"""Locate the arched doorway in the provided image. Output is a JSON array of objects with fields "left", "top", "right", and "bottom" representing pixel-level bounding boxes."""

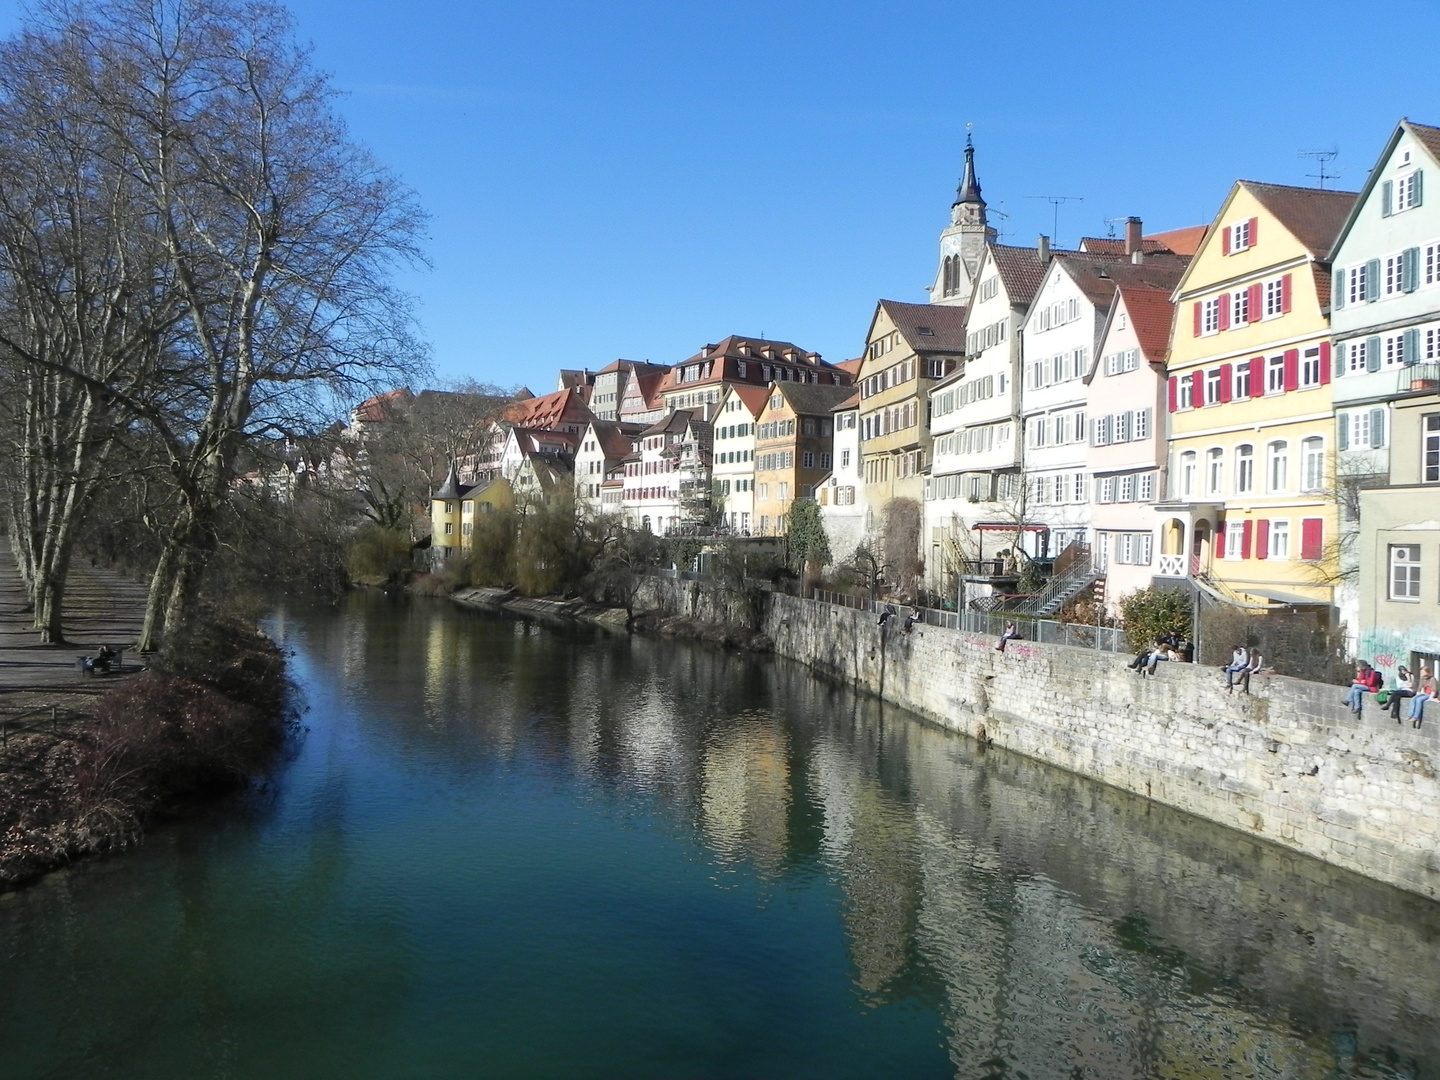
[{"left": 1192, "top": 518, "right": 1212, "bottom": 575}]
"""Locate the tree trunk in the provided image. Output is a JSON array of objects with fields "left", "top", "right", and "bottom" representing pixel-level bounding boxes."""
[{"left": 138, "top": 539, "right": 178, "bottom": 654}]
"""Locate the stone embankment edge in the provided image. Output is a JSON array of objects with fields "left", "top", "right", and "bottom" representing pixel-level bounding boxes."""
[{"left": 761, "top": 591, "right": 1440, "bottom": 903}]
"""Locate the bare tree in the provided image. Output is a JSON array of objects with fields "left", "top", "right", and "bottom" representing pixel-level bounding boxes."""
[
  {"left": 0, "top": 18, "right": 179, "bottom": 641},
  {"left": 0, "top": 0, "right": 431, "bottom": 650}
]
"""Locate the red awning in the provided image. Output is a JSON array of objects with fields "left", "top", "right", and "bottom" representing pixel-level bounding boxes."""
[{"left": 970, "top": 522, "right": 1051, "bottom": 532}]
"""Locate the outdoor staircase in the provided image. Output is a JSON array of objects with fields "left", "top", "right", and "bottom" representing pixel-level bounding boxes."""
[{"left": 1008, "top": 544, "right": 1101, "bottom": 617}]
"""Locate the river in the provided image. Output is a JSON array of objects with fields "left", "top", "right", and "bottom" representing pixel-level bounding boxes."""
[{"left": 2, "top": 592, "right": 1439, "bottom": 1078}]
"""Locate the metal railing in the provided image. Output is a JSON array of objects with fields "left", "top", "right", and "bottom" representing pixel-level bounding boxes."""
[
  {"left": 809, "top": 589, "right": 1129, "bottom": 653},
  {"left": 1005, "top": 549, "right": 1096, "bottom": 616},
  {"left": 0, "top": 704, "right": 83, "bottom": 747}
]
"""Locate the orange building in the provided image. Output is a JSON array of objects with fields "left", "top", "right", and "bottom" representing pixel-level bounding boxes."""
[{"left": 752, "top": 383, "right": 858, "bottom": 535}]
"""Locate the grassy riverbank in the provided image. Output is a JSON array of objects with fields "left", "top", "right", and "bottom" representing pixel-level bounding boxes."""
[{"left": 0, "top": 617, "right": 294, "bottom": 890}]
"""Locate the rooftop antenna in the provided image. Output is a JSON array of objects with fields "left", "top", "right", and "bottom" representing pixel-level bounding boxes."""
[
  {"left": 1299, "top": 148, "right": 1340, "bottom": 189},
  {"left": 1103, "top": 216, "right": 1130, "bottom": 239},
  {"left": 1025, "top": 195, "right": 1084, "bottom": 247}
]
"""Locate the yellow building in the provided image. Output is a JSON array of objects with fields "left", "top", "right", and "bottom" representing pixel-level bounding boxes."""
[
  {"left": 856, "top": 300, "right": 966, "bottom": 513},
  {"left": 430, "top": 463, "right": 514, "bottom": 565},
  {"left": 1158, "top": 181, "right": 1355, "bottom": 615},
  {"left": 752, "top": 382, "right": 857, "bottom": 535}
]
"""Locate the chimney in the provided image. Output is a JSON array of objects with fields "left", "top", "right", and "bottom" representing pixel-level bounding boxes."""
[
  {"left": 1124, "top": 216, "right": 1143, "bottom": 256},
  {"left": 1037, "top": 234, "right": 1050, "bottom": 264}
]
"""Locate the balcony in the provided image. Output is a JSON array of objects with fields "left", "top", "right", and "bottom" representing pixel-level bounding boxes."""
[
  {"left": 1156, "top": 553, "right": 1186, "bottom": 578},
  {"left": 1400, "top": 362, "right": 1440, "bottom": 396},
  {"left": 960, "top": 558, "right": 1020, "bottom": 584}
]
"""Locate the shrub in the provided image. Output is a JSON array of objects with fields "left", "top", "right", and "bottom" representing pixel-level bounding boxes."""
[
  {"left": 348, "top": 524, "right": 413, "bottom": 584},
  {"left": 1118, "top": 585, "right": 1192, "bottom": 653}
]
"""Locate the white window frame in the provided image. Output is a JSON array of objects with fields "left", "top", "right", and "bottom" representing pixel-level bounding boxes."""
[
  {"left": 1389, "top": 544, "right": 1421, "bottom": 600},
  {"left": 1266, "top": 354, "right": 1285, "bottom": 394},
  {"left": 1426, "top": 415, "right": 1440, "bottom": 482},
  {"left": 1206, "top": 448, "right": 1224, "bottom": 495},
  {"left": 1301, "top": 436, "right": 1325, "bottom": 492},
  {"left": 1265, "top": 279, "right": 1285, "bottom": 317},
  {"left": 1269, "top": 519, "right": 1290, "bottom": 560},
  {"left": 1229, "top": 220, "right": 1252, "bottom": 252},
  {"left": 1267, "top": 440, "right": 1288, "bottom": 493},
  {"left": 1224, "top": 521, "right": 1244, "bottom": 560},
  {"left": 1300, "top": 348, "right": 1321, "bottom": 388},
  {"left": 1202, "top": 298, "right": 1220, "bottom": 334}
]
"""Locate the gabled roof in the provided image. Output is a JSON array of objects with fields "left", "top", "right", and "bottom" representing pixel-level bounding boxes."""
[
  {"left": 1240, "top": 181, "right": 1357, "bottom": 258},
  {"left": 513, "top": 427, "right": 579, "bottom": 455},
  {"left": 641, "top": 408, "right": 698, "bottom": 438},
  {"left": 503, "top": 385, "right": 594, "bottom": 429},
  {"left": 722, "top": 383, "right": 770, "bottom": 417},
  {"left": 352, "top": 387, "right": 413, "bottom": 423},
  {"left": 657, "top": 334, "right": 841, "bottom": 395},
  {"left": 989, "top": 243, "right": 1054, "bottom": 309},
  {"left": 1116, "top": 286, "right": 1179, "bottom": 365},
  {"left": 774, "top": 382, "right": 858, "bottom": 417},
  {"left": 877, "top": 299, "right": 968, "bottom": 353},
  {"left": 583, "top": 420, "right": 643, "bottom": 461},
  {"left": 836, "top": 358, "right": 865, "bottom": 378},
  {"left": 1050, "top": 252, "right": 1191, "bottom": 312},
  {"left": 831, "top": 390, "right": 861, "bottom": 413},
  {"left": 1146, "top": 225, "right": 1208, "bottom": 257},
  {"left": 1328, "top": 118, "right": 1440, "bottom": 259},
  {"left": 595, "top": 358, "right": 671, "bottom": 377}
]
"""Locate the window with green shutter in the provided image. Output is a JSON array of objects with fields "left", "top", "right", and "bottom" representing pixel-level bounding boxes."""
[
  {"left": 1367, "top": 335, "right": 1382, "bottom": 371},
  {"left": 1383, "top": 180, "right": 1394, "bottom": 216},
  {"left": 1366, "top": 259, "right": 1381, "bottom": 300},
  {"left": 1370, "top": 407, "right": 1386, "bottom": 448}
]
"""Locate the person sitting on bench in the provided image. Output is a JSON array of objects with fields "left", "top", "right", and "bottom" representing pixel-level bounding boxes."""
[{"left": 92, "top": 644, "right": 117, "bottom": 673}]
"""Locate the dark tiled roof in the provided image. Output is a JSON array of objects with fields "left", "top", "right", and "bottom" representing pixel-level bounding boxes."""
[
  {"left": 1056, "top": 253, "right": 1191, "bottom": 310},
  {"left": 595, "top": 359, "right": 671, "bottom": 376},
  {"left": 990, "top": 244, "right": 1053, "bottom": 308},
  {"left": 587, "top": 420, "right": 643, "bottom": 461},
  {"left": 434, "top": 462, "right": 469, "bottom": 500},
  {"left": 1240, "top": 181, "right": 1357, "bottom": 258},
  {"left": 641, "top": 409, "right": 698, "bottom": 438},
  {"left": 1078, "top": 237, "right": 1173, "bottom": 256},
  {"left": 831, "top": 390, "right": 860, "bottom": 412},
  {"left": 877, "top": 299, "right": 968, "bottom": 353},
  {"left": 1311, "top": 263, "right": 1332, "bottom": 313},
  {"left": 777, "top": 383, "right": 860, "bottom": 417}
]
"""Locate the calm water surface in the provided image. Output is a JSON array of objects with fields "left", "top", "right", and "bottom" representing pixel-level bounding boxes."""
[{"left": 3, "top": 593, "right": 1440, "bottom": 1078}]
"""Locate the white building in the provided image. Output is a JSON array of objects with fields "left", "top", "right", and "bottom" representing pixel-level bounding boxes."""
[
  {"left": 575, "top": 420, "right": 642, "bottom": 517},
  {"left": 817, "top": 392, "right": 866, "bottom": 564},
  {"left": 622, "top": 410, "right": 710, "bottom": 535},
  {"left": 712, "top": 384, "right": 767, "bottom": 534}
]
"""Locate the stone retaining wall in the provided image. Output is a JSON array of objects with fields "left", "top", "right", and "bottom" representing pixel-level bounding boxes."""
[{"left": 763, "top": 592, "right": 1440, "bottom": 901}]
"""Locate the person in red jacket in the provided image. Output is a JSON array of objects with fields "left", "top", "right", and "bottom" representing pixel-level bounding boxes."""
[{"left": 1345, "top": 661, "right": 1383, "bottom": 714}]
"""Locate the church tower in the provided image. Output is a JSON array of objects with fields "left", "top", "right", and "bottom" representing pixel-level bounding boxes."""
[{"left": 929, "top": 135, "right": 996, "bottom": 307}]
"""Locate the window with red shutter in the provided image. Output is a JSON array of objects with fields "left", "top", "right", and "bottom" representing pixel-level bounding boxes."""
[
  {"left": 1218, "top": 293, "right": 1231, "bottom": 331},
  {"left": 1247, "top": 282, "right": 1262, "bottom": 318},
  {"left": 1241, "top": 520, "right": 1253, "bottom": 558},
  {"left": 1168, "top": 376, "right": 1177, "bottom": 412},
  {"left": 1248, "top": 356, "right": 1263, "bottom": 391},
  {"left": 1219, "top": 363, "right": 1233, "bottom": 403},
  {"left": 1281, "top": 273, "right": 1292, "bottom": 313},
  {"left": 1319, "top": 342, "right": 1331, "bottom": 385},
  {"left": 1301, "top": 518, "right": 1323, "bottom": 561},
  {"left": 1222, "top": 228, "right": 1231, "bottom": 255},
  {"left": 1283, "top": 349, "right": 1299, "bottom": 392},
  {"left": 1255, "top": 519, "right": 1270, "bottom": 560},
  {"left": 1248, "top": 217, "right": 1258, "bottom": 245},
  {"left": 1193, "top": 302, "right": 1202, "bottom": 337},
  {"left": 1215, "top": 525, "right": 1226, "bottom": 559}
]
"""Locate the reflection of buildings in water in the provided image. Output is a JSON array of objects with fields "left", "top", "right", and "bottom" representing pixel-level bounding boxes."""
[
  {"left": 837, "top": 779, "right": 922, "bottom": 996},
  {"left": 700, "top": 715, "right": 790, "bottom": 873},
  {"left": 892, "top": 720, "right": 1435, "bottom": 1077},
  {"left": 808, "top": 737, "right": 857, "bottom": 862}
]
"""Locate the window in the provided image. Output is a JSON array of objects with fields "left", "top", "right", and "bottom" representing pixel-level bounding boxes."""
[
  {"left": 1202, "top": 298, "right": 1220, "bottom": 334},
  {"left": 1267, "top": 441, "right": 1288, "bottom": 492},
  {"left": 1267, "top": 354, "right": 1285, "bottom": 394},
  {"left": 1206, "top": 448, "right": 1224, "bottom": 495},
  {"left": 820, "top": 453, "right": 831, "bottom": 469},
  {"left": 1235, "top": 363, "right": 1252, "bottom": 399},
  {"left": 1205, "top": 368, "right": 1222, "bottom": 405},
  {"left": 1348, "top": 262, "right": 1369, "bottom": 305},
  {"left": 1390, "top": 544, "right": 1421, "bottom": 600},
  {"left": 840, "top": 449, "right": 851, "bottom": 469},
  {"left": 1269, "top": 520, "right": 1290, "bottom": 560},
  {"left": 1232, "top": 288, "right": 1250, "bottom": 325},
  {"left": 1301, "top": 437, "right": 1324, "bottom": 491},
  {"left": 444, "top": 501, "right": 454, "bottom": 515},
  {"left": 1225, "top": 521, "right": 1244, "bottom": 560},
  {"left": 1135, "top": 408, "right": 1151, "bottom": 440},
  {"left": 1229, "top": 219, "right": 1252, "bottom": 252},
  {"left": 802, "top": 451, "right": 814, "bottom": 469},
  {"left": 1301, "top": 347, "right": 1321, "bottom": 388},
  {"left": 1265, "top": 278, "right": 1286, "bottom": 317},
  {"left": 1394, "top": 171, "right": 1422, "bottom": 213},
  {"left": 1139, "top": 473, "right": 1154, "bottom": 502},
  {"left": 1179, "top": 376, "right": 1194, "bottom": 410},
  {"left": 1180, "top": 451, "right": 1197, "bottom": 497},
  {"left": 444, "top": 522, "right": 453, "bottom": 535},
  {"left": 1099, "top": 476, "right": 1116, "bottom": 503},
  {"left": 1425, "top": 415, "right": 1440, "bottom": 482}
]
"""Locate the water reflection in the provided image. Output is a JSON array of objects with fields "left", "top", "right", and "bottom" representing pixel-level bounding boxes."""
[{"left": 1, "top": 592, "right": 1438, "bottom": 1079}]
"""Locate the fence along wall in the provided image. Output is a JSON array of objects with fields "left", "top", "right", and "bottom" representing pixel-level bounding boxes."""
[{"left": 763, "top": 592, "right": 1440, "bottom": 902}]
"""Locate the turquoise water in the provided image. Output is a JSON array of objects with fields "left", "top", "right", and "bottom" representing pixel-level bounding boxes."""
[{"left": 3, "top": 592, "right": 1439, "bottom": 1078}]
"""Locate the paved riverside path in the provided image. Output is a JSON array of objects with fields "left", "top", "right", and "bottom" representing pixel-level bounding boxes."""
[{"left": 0, "top": 545, "right": 149, "bottom": 703}]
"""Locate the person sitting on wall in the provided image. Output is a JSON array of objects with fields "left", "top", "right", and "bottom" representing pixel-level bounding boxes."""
[
  {"left": 1176, "top": 636, "right": 1194, "bottom": 663},
  {"left": 996, "top": 621, "right": 1021, "bottom": 652},
  {"left": 1223, "top": 644, "right": 1248, "bottom": 689},
  {"left": 1128, "top": 636, "right": 1164, "bottom": 673},
  {"left": 877, "top": 603, "right": 896, "bottom": 628},
  {"left": 1388, "top": 665, "right": 1416, "bottom": 723},
  {"left": 903, "top": 605, "right": 921, "bottom": 633},
  {"left": 1344, "top": 661, "right": 1383, "bottom": 714},
  {"left": 1235, "top": 648, "right": 1265, "bottom": 694},
  {"left": 1409, "top": 665, "right": 1435, "bottom": 728}
]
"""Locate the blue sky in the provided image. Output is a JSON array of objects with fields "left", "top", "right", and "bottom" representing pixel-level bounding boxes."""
[{"left": 3, "top": 1, "right": 1438, "bottom": 394}]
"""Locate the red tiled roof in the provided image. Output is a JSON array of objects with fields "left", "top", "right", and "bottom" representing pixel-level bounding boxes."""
[
  {"left": 831, "top": 390, "right": 861, "bottom": 412},
  {"left": 1407, "top": 120, "right": 1440, "bottom": 166},
  {"left": 352, "top": 387, "right": 412, "bottom": 422},
  {"left": 1115, "top": 286, "right": 1179, "bottom": 364},
  {"left": 1080, "top": 225, "right": 1207, "bottom": 257},
  {"left": 1240, "top": 181, "right": 1357, "bottom": 258},
  {"left": 836, "top": 358, "right": 865, "bottom": 377},
  {"left": 503, "top": 386, "right": 594, "bottom": 429},
  {"left": 726, "top": 384, "right": 771, "bottom": 417},
  {"left": 878, "top": 299, "right": 968, "bottom": 353},
  {"left": 656, "top": 334, "right": 845, "bottom": 396},
  {"left": 1146, "top": 225, "right": 1207, "bottom": 256}
]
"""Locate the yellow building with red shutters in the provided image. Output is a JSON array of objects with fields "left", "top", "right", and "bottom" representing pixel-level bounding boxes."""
[{"left": 1157, "top": 181, "right": 1355, "bottom": 618}]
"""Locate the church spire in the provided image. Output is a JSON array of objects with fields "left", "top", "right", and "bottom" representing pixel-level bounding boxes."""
[{"left": 954, "top": 133, "right": 983, "bottom": 207}]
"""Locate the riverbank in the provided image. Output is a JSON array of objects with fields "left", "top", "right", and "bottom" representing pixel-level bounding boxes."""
[{"left": 0, "top": 617, "right": 293, "bottom": 890}]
